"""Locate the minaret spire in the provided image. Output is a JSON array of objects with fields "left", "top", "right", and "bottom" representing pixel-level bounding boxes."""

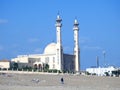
[
  {"left": 55, "top": 14, "right": 63, "bottom": 71},
  {"left": 56, "top": 13, "right": 62, "bottom": 45},
  {"left": 73, "top": 19, "right": 80, "bottom": 73}
]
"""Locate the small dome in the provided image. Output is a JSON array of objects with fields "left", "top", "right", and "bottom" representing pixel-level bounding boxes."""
[{"left": 44, "top": 43, "right": 56, "bottom": 54}]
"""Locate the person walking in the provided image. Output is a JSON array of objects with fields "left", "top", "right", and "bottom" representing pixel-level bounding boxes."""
[{"left": 61, "top": 77, "right": 64, "bottom": 84}]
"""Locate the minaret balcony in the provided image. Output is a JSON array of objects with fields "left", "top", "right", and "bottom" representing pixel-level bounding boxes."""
[
  {"left": 56, "top": 23, "right": 62, "bottom": 27},
  {"left": 73, "top": 27, "right": 79, "bottom": 30}
]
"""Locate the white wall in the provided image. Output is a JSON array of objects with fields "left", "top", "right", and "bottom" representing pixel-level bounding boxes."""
[
  {"left": 0, "top": 62, "right": 10, "bottom": 69},
  {"left": 86, "top": 66, "right": 116, "bottom": 76}
]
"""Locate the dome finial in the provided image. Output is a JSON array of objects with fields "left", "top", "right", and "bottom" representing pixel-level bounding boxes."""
[
  {"left": 57, "top": 11, "right": 60, "bottom": 19},
  {"left": 57, "top": 11, "right": 60, "bottom": 16},
  {"left": 73, "top": 17, "right": 79, "bottom": 30},
  {"left": 74, "top": 16, "right": 78, "bottom": 24},
  {"left": 56, "top": 11, "right": 62, "bottom": 24},
  {"left": 75, "top": 16, "right": 77, "bottom": 20},
  {"left": 75, "top": 19, "right": 78, "bottom": 24}
]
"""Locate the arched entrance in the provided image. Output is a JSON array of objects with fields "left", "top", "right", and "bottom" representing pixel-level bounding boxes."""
[
  {"left": 34, "top": 64, "right": 37, "bottom": 69},
  {"left": 38, "top": 64, "right": 42, "bottom": 71}
]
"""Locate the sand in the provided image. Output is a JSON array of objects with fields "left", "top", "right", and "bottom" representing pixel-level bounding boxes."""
[{"left": 0, "top": 72, "right": 120, "bottom": 90}]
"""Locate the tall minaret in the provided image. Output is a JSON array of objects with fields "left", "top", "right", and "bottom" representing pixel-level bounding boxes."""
[
  {"left": 55, "top": 14, "right": 63, "bottom": 71},
  {"left": 73, "top": 19, "right": 80, "bottom": 73}
]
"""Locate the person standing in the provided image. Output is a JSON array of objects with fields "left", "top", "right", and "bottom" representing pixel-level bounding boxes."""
[{"left": 61, "top": 77, "right": 64, "bottom": 84}]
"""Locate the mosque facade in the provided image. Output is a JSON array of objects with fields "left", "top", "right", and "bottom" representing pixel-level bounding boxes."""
[{"left": 11, "top": 15, "right": 80, "bottom": 73}]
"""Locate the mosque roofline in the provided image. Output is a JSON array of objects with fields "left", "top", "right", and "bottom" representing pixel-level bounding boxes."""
[{"left": 0, "top": 60, "right": 10, "bottom": 62}]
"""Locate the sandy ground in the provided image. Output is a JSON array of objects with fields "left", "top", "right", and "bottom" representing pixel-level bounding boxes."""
[{"left": 0, "top": 72, "right": 120, "bottom": 90}]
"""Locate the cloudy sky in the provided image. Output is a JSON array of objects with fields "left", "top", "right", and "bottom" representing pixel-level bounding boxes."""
[{"left": 0, "top": 0, "right": 120, "bottom": 70}]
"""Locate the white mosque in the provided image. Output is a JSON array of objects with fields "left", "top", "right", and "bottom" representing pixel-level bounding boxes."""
[{"left": 11, "top": 14, "right": 80, "bottom": 73}]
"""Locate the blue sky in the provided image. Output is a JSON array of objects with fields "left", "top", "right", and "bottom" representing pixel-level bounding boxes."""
[{"left": 0, "top": 0, "right": 120, "bottom": 70}]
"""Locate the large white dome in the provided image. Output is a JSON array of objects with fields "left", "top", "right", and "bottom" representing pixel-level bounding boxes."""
[{"left": 44, "top": 43, "right": 56, "bottom": 54}]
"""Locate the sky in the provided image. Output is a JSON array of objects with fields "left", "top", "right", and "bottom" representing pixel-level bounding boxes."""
[{"left": 0, "top": 0, "right": 120, "bottom": 70}]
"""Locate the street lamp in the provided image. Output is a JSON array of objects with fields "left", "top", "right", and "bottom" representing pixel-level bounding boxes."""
[
  {"left": 96, "top": 56, "right": 99, "bottom": 68},
  {"left": 103, "top": 51, "right": 106, "bottom": 67}
]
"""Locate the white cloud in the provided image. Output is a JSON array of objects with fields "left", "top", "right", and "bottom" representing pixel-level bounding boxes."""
[
  {"left": 0, "top": 19, "right": 8, "bottom": 24},
  {"left": 28, "top": 38, "right": 39, "bottom": 43}
]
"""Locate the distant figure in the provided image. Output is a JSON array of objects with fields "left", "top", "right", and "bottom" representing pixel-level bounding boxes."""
[{"left": 61, "top": 77, "right": 64, "bottom": 84}]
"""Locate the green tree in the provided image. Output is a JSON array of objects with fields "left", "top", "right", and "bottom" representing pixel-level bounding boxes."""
[
  {"left": 43, "top": 63, "right": 49, "bottom": 71},
  {"left": 13, "top": 63, "right": 18, "bottom": 70}
]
